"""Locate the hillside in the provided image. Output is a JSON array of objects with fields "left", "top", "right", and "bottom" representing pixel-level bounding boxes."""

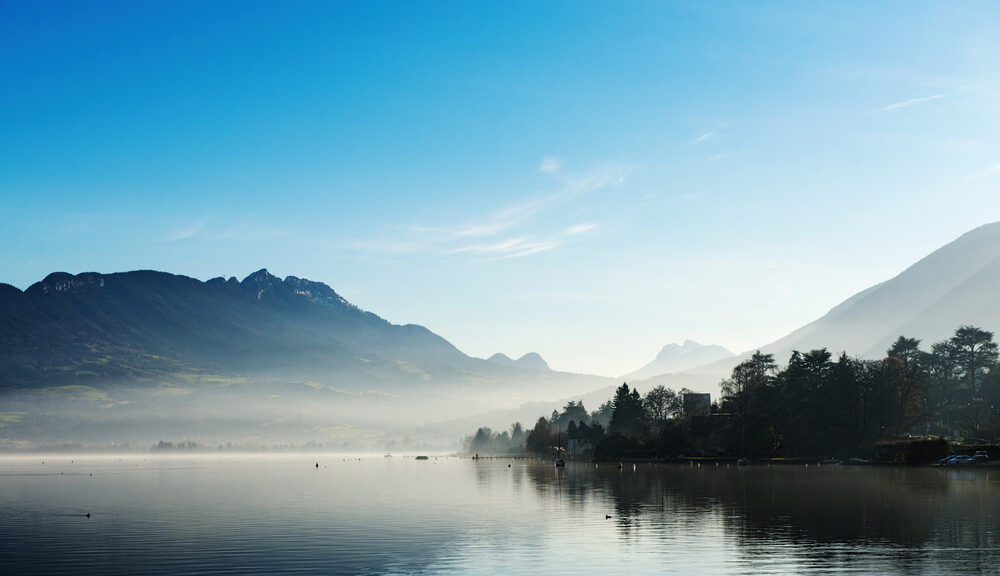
[
  {"left": 0, "top": 269, "right": 611, "bottom": 447},
  {"left": 763, "top": 222, "right": 1000, "bottom": 360},
  {"left": 0, "top": 269, "right": 469, "bottom": 390},
  {"left": 641, "top": 222, "right": 1000, "bottom": 396}
]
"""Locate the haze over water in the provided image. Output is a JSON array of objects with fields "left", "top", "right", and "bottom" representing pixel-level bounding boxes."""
[{"left": 2, "top": 455, "right": 998, "bottom": 575}]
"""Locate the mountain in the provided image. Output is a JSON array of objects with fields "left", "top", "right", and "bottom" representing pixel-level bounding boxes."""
[
  {"left": 0, "top": 268, "right": 468, "bottom": 390},
  {"left": 624, "top": 340, "right": 733, "bottom": 381},
  {"left": 0, "top": 269, "right": 611, "bottom": 447},
  {"left": 487, "top": 352, "right": 551, "bottom": 371},
  {"left": 761, "top": 222, "right": 1000, "bottom": 361},
  {"left": 652, "top": 221, "right": 1000, "bottom": 396}
]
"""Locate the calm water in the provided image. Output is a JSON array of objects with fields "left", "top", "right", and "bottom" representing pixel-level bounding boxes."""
[{"left": 1, "top": 455, "right": 998, "bottom": 575}]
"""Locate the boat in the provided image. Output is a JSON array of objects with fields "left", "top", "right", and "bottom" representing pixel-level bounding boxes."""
[
  {"left": 415, "top": 455, "right": 429, "bottom": 460},
  {"left": 737, "top": 457, "right": 751, "bottom": 466},
  {"left": 554, "top": 428, "right": 566, "bottom": 467}
]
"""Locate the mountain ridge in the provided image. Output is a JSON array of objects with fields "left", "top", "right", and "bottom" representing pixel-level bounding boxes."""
[
  {"left": 487, "top": 352, "right": 551, "bottom": 371},
  {"left": 0, "top": 268, "right": 471, "bottom": 390},
  {"left": 624, "top": 339, "right": 733, "bottom": 381},
  {"left": 0, "top": 267, "right": 614, "bottom": 446},
  {"left": 762, "top": 222, "right": 1000, "bottom": 360},
  {"left": 645, "top": 221, "right": 1000, "bottom": 395}
]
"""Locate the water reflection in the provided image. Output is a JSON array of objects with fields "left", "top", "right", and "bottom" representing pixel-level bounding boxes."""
[
  {"left": 516, "top": 461, "right": 1000, "bottom": 573},
  {"left": 2, "top": 456, "right": 998, "bottom": 575}
]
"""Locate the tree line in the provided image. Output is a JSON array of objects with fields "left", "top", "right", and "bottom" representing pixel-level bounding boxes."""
[
  {"left": 463, "top": 325, "right": 1000, "bottom": 460},
  {"left": 720, "top": 325, "right": 1000, "bottom": 459}
]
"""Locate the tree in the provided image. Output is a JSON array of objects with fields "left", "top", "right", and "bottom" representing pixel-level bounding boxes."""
[
  {"left": 884, "top": 336, "right": 928, "bottom": 436},
  {"left": 926, "top": 339, "right": 958, "bottom": 431},
  {"left": 609, "top": 383, "right": 646, "bottom": 438},
  {"left": 524, "top": 417, "right": 553, "bottom": 455},
  {"left": 465, "top": 427, "right": 501, "bottom": 454},
  {"left": 552, "top": 400, "right": 589, "bottom": 429},
  {"left": 949, "top": 325, "right": 998, "bottom": 392},
  {"left": 510, "top": 422, "right": 525, "bottom": 447},
  {"left": 887, "top": 336, "right": 922, "bottom": 368},
  {"left": 776, "top": 349, "right": 834, "bottom": 456},
  {"left": 591, "top": 400, "right": 614, "bottom": 428},
  {"left": 721, "top": 351, "right": 775, "bottom": 399},
  {"left": 879, "top": 356, "right": 908, "bottom": 438},
  {"left": 643, "top": 385, "right": 678, "bottom": 429},
  {"left": 720, "top": 351, "right": 776, "bottom": 457},
  {"left": 982, "top": 370, "right": 1000, "bottom": 441}
]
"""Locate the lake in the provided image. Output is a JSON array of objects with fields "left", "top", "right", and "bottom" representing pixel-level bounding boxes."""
[{"left": 1, "top": 455, "right": 998, "bottom": 575}]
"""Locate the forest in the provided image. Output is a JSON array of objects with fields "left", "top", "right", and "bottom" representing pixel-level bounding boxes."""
[{"left": 463, "top": 325, "right": 1000, "bottom": 461}]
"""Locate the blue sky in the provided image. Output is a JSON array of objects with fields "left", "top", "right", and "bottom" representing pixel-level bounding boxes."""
[{"left": 2, "top": 1, "right": 1000, "bottom": 376}]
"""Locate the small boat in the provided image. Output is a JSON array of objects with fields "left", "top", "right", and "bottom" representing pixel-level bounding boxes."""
[
  {"left": 554, "top": 428, "right": 567, "bottom": 467},
  {"left": 736, "top": 457, "right": 751, "bottom": 466},
  {"left": 415, "top": 455, "right": 429, "bottom": 460}
]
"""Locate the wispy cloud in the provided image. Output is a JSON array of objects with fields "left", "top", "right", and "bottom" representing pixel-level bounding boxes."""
[
  {"left": 210, "top": 222, "right": 292, "bottom": 242},
  {"left": 411, "top": 221, "right": 515, "bottom": 240},
  {"left": 689, "top": 131, "right": 718, "bottom": 145},
  {"left": 539, "top": 156, "right": 563, "bottom": 173},
  {"left": 448, "top": 161, "right": 628, "bottom": 241},
  {"left": 563, "top": 223, "right": 597, "bottom": 236},
  {"left": 160, "top": 215, "right": 294, "bottom": 245},
  {"left": 162, "top": 220, "right": 206, "bottom": 242},
  {"left": 451, "top": 237, "right": 557, "bottom": 259},
  {"left": 451, "top": 237, "right": 530, "bottom": 255},
  {"left": 354, "top": 161, "right": 630, "bottom": 260},
  {"left": 501, "top": 243, "right": 557, "bottom": 259},
  {"left": 870, "top": 93, "right": 945, "bottom": 113}
]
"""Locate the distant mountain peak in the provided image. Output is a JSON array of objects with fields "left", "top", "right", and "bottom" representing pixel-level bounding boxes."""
[
  {"left": 240, "top": 269, "right": 280, "bottom": 300},
  {"left": 653, "top": 340, "right": 724, "bottom": 361},
  {"left": 27, "top": 271, "right": 106, "bottom": 295},
  {"left": 626, "top": 340, "right": 734, "bottom": 381},
  {"left": 516, "top": 352, "right": 550, "bottom": 371},
  {"left": 283, "top": 275, "right": 355, "bottom": 310},
  {"left": 241, "top": 268, "right": 279, "bottom": 285},
  {"left": 233, "top": 270, "right": 353, "bottom": 308},
  {"left": 488, "top": 353, "right": 514, "bottom": 364},
  {"left": 486, "top": 351, "right": 551, "bottom": 371}
]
